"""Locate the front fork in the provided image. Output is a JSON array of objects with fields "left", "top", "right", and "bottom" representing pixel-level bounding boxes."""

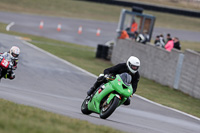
[
  {"left": 106, "top": 93, "right": 127, "bottom": 106},
  {"left": 106, "top": 93, "right": 121, "bottom": 104}
]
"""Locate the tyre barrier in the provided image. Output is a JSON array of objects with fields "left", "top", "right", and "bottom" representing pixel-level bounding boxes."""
[{"left": 96, "top": 44, "right": 110, "bottom": 60}]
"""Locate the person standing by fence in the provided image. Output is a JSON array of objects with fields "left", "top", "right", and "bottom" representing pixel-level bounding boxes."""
[
  {"left": 173, "top": 37, "right": 181, "bottom": 50},
  {"left": 165, "top": 37, "right": 174, "bottom": 51}
]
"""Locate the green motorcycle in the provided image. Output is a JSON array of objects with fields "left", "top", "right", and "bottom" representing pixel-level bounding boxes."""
[{"left": 81, "top": 72, "right": 133, "bottom": 119}]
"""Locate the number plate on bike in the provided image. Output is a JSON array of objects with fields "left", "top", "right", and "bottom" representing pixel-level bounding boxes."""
[{"left": 0, "top": 58, "right": 9, "bottom": 69}]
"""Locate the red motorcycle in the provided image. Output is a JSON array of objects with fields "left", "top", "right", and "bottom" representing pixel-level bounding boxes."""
[{"left": 0, "top": 56, "right": 13, "bottom": 80}]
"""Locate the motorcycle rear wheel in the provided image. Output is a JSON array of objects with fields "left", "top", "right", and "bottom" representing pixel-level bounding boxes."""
[
  {"left": 81, "top": 97, "right": 92, "bottom": 115},
  {"left": 100, "top": 97, "right": 119, "bottom": 119}
]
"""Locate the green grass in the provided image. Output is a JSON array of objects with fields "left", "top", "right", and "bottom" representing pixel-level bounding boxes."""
[
  {"left": 0, "top": 0, "right": 200, "bottom": 31},
  {"left": 144, "top": 10, "right": 200, "bottom": 31},
  {"left": 137, "top": 78, "right": 200, "bottom": 117},
  {"left": 122, "top": 0, "right": 200, "bottom": 11},
  {"left": 0, "top": 99, "right": 125, "bottom": 133},
  {"left": 181, "top": 41, "right": 200, "bottom": 52}
]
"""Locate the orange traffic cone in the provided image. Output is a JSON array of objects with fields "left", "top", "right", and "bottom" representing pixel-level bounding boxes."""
[
  {"left": 57, "top": 23, "right": 61, "bottom": 32},
  {"left": 96, "top": 28, "right": 101, "bottom": 36},
  {"left": 39, "top": 21, "right": 44, "bottom": 29},
  {"left": 78, "top": 26, "right": 82, "bottom": 34}
]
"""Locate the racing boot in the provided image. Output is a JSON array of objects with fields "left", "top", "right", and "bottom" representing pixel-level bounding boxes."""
[
  {"left": 123, "top": 97, "right": 130, "bottom": 105},
  {"left": 87, "top": 76, "right": 105, "bottom": 96},
  {"left": 87, "top": 86, "right": 96, "bottom": 96},
  {"left": 6, "top": 71, "right": 15, "bottom": 80}
]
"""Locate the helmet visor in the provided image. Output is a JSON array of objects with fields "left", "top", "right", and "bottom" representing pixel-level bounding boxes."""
[
  {"left": 129, "top": 62, "right": 139, "bottom": 71},
  {"left": 12, "top": 53, "right": 19, "bottom": 58}
]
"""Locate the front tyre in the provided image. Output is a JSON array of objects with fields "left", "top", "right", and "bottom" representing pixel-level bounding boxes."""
[
  {"left": 81, "top": 97, "right": 92, "bottom": 115},
  {"left": 100, "top": 97, "right": 119, "bottom": 119}
]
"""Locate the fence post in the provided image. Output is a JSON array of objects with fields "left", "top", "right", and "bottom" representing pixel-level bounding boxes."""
[{"left": 173, "top": 53, "right": 184, "bottom": 89}]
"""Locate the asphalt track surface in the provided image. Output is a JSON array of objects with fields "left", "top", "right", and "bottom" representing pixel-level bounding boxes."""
[
  {"left": 0, "top": 12, "right": 200, "bottom": 133},
  {"left": 0, "top": 11, "right": 200, "bottom": 48}
]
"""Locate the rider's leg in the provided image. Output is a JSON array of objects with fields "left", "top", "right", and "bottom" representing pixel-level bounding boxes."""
[
  {"left": 6, "top": 71, "right": 15, "bottom": 80},
  {"left": 87, "top": 76, "right": 105, "bottom": 96}
]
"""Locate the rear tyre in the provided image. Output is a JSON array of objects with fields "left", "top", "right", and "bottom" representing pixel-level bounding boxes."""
[
  {"left": 81, "top": 97, "right": 92, "bottom": 115},
  {"left": 100, "top": 97, "right": 119, "bottom": 119}
]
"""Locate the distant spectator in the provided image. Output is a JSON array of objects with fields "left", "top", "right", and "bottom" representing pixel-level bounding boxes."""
[
  {"left": 126, "top": 19, "right": 138, "bottom": 39},
  {"left": 166, "top": 33, "right": 171, "bottom": 43},
  {"left": 173, "top": 37, "right": 181, "bottom": 50},
  {"left": 130, "top": 19, "right": 138, "bottom": 33},
  {"left": 125, "top": 27, "right": 135, "bottom": 39},
  {"left": 165, "top": 38, "right": 174, "bottom": 51},
  {"left": 159, "top": 34, "right": 165, "bottom": 47},
  {"left": 119, "top": 30, "right": 129, "bottom": 39},
  {"left": 133, "top": 31, "right": 139, "bottom": 41},
  {"left": 154, "top": 35, "right": 161, "bottom": 46},
  {"left": 136, "top": 33, "right": 148, "bottom": 44},
  {"left": 154, "top": 35, "right": 165, "bottom": 48}
]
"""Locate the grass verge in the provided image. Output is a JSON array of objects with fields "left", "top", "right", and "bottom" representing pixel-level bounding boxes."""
[
  {"left": 122, "top": 0, "right": 200, "bottom": 11},
  {"left": 0, "top": 99, "right": 125, "bottom": 133},
  {"left": 0, "top": 22, "right": 199, "bottom": 119}
]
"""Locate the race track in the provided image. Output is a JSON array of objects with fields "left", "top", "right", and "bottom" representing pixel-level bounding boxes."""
[{"left": 0, "top": 33, "right": 199, "bottom": 133}]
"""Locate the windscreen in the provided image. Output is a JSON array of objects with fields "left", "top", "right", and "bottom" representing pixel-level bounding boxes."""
[{"left": 119, "top": 73, "right": 132, "bottom": 86}]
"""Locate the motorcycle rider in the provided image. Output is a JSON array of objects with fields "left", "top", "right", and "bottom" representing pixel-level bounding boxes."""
[
  {"left": 87, "top": 56, "right": 140, "bottom": 105},
  {"left": 0, "top": 46, "right": 20, "bottom": 80}
]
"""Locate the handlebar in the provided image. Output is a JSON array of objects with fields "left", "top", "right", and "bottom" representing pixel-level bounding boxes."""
[{"left": 105, "top": 74, "right": 116, "bottom": 81}]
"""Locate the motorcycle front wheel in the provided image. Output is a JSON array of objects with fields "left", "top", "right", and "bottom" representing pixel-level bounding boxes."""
[
  {"left": 100, "top": 96, "right": 119, "bottom": 119},
  {"left": 81, "top": 97, "right": 92, "bottom": 115}
]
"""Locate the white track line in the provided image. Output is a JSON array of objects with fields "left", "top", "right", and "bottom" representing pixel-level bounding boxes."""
[
  {"left": 21, "top": 40, "right": 200, "bottom": 121},
  {"left": 135, "top": 95, "right": 200, "bottom": 121},
  {"left": 6, "top": 22, "right": 15, "bottom": 31}
]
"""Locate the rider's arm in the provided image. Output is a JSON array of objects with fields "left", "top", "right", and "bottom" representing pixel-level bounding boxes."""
[
  {"left": 132, "top": 72, "right": 140, "bottom": 94},
  {"left": 12, "top": 59, "right": 18, "bottom": 70},
  {"left": 104, "top": 63, "right": 126, "bottom": 75}
]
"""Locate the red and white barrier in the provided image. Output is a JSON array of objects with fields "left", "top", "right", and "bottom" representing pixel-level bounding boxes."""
[
  {"left": 96, "top": 28, "right": 101, "bottom": 36},
  {"left": 39, "top": 21, "right": 44, "bottom": 29},
  {"left": 38, "top": 23, "right": 102, "bottom": 37},
  {"left": 57, "top": 23, "right": 61, "bottom": 32},
  {"left": 78, "top": 26, "right": 82, "bottom": 34}
]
